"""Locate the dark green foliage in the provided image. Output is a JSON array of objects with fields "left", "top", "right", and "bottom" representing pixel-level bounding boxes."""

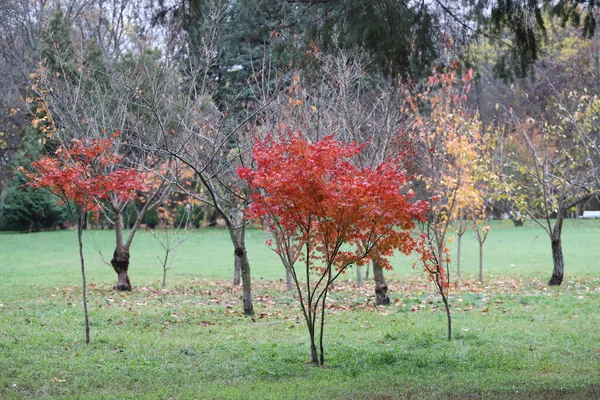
[
  {"left": 215, "top": 1, "right": 293, "bottom": 108},
  {"left": 0, "top": 100, "right": 26, "bottom": 193},
  {"left": 124, "top": 202, "right": 139, "bottom": 229},
  {"left": 0, "top": 175, "right": 68, "bottom": 232},
  {"left": 41, "top": 5, "right": 77, "bottom": 79},
  {"left": 305, "top": 0, "right": 438, "bottom": 81},
  {"left": 175, "top": 0, "right": 295, "bottom": 112},
  {"left": 299, "top": 1, "right": 600, "bottom": 81},
  {"left": 144, "top": 208, "right": 159, "bottom": 228},
  {"left": 0, "top": 128, "right": 68, "bottom": 232}
]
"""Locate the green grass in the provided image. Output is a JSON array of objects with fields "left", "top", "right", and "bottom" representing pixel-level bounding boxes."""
[{"left": 1, "top": 220, "right": 599, "bottom": 399}]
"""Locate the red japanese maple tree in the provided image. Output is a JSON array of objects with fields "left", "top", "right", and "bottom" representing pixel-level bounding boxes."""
[
  {"left": 238, "top": 133, "right": 427, "bottom": 365},
  {"left": 23, "top": 134, "right": 144, "bottom": 343}
]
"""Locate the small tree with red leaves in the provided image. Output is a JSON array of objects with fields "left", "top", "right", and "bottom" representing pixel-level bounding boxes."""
[
  {"left": 23, "top": 134, "right": 144, "bottom": 344},
  {"left": 238, "top": 133, "right": 427, "bottom": 366}
]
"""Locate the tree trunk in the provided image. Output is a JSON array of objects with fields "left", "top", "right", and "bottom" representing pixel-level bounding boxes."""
[
  {"left": 479, "top": 243, "right": 483, "bottom": 283},
  {"left": 208, "top": 209, "right": 218, "bottom": 227},
  {"left": 235, "top": 246, "right": 254, "bottom": 316},
  {"left": 233, "top": 252, "right": 241, "bottom": 286},
  {"left": 478, "top": 242, "right": 484, "bottom": 283},
  {"left": 111, "top": 250, "right": 131, "bottom": 291},
  {"left": 548, "top": 214, "right": 565, "bottom": 286},
  {"left": 548, "top": 238, "right": 564, "bottom": 286},
  {"left": 309, "top": 326, "right": 319, "bottom": 365},
  {"left": 77, "top": 213, "right": 90, "bottom": 344},
  {"left": 372, "top": 259, "right": 390, "bottom": 305},
  {"left": 356, "top": 266, "right": 363, "bottom": 287},
  {"left": 285, "top": 265, "right": 293, "bottom": 291},
  {"left": 365, "top": 263, "right": 370, "bottom": 279}
]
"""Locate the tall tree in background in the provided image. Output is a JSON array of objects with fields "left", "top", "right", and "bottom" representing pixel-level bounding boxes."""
[
  {"left": 504, "top": 91, "right": 600, "bottom": 286},
  {"left": 295, "top": 1, "right": 600, "bottom": 81}
]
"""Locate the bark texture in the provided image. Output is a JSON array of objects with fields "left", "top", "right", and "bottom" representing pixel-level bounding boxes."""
[
  {"left": 548, "top": 214, "right": 564, "bottom": 286},
  {"left": 233, "top": 252, "right": 241, "bottom": 286},
  {"left": 285, "top": 266, "right": 293, "bottom": 291},
  {"left": 548, "top": 238, "right": 564, "bottom": 286},
  {"left": 235, "top": 246, "right": 254, "bottom": 316},
  {"left": 372, "top": 259, "right": 390, "bottom": 305},
  {"left": 356, "top": 266, "right": 363, "bottom": 287},
  {"left": 111, "top": 250, "right": 131, "bottom": 291}
]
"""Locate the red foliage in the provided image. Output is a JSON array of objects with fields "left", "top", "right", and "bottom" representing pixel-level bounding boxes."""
[
  {"left": 238, "top": 133, "right": 428, "bottom": 271},
  {"left": 23, "top": 134, "right": 145, "bottom": 212}
]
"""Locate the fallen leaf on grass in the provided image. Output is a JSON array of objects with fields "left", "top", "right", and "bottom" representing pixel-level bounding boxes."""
[{"left": 53, "top": 378, "right": 66, "bottom": 383}]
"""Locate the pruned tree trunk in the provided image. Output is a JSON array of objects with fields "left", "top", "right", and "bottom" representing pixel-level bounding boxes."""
[
  {"left": 233, "top": 252, "right": 241, "bottom": 286},
  {"left": 111, "top": 206, "right": 133, "bottom": 291},
  {"left": 356, "top": 266, "right": 363, "bottom": 287},
  {"left": 372, "top": 259, "right": 390, "bottom": 305},
  {"left": 235, "top": 246, "right": 254, "bottom": 316},
  {"left": 548, "top": 238, "right": 564, "bottom": 286},
  {"left": 111, "top": 249, "right": 131, "bottom": 291}
]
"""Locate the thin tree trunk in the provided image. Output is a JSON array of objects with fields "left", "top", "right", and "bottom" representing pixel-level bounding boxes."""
[
  {"left": 439, "top": 282, "right": 451, "bottom": 341},
  {"left": 77, "top": 213, "right": 90, "bottom": 344},
  {"left": 235, "top": 246, "right": 254, "bottom": 316},
  {"left": 285, "top": 265, "right": 293, "bottom": 291},
  {"left": 309, "top": 320, "right": 318, "bottom": 364},
  {"left": 478, "top": 242, "right": 484, "bottom": 283},
  {"left": 548, "top": 215, "right": 564, "bottom": 286},
  {"left": 318, "top": 272, "right": 331, "bottom": 366},
  {"left": 162, "top": 251, "right": 169, "bottom": 288},
  {"left": 548, "top": 238, "right": 564, "bottom": 286},
  {"left": 365, "top": 263, "right": 370, "bottom": 279},
  {"left": 356, "top": 266, "right": 363, "bottom": 287},
  {"left": 372, "top": 259, "right": 390, "bottom": 305},
  {"left": 233, "top": 252, "right": 241, "bottom": 286},
  {"left": 456, "top": 232, "right": 463, "bottom": 281}
]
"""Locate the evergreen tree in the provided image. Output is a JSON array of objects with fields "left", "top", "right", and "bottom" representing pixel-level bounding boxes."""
[{"left": 0, "top": 127, "right": 69, "bottom": 232}]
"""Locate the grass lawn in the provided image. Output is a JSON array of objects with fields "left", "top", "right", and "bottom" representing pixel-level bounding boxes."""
[{"left": 0, "top": 219, "right": 599, "bottom": 399}]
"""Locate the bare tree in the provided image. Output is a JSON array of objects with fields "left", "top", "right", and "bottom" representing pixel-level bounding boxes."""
[{"left": 506, "top": 91, "right": 600, "bottom": 285}]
